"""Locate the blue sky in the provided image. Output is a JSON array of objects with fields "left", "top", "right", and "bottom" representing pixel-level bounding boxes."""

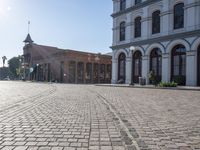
[{"left": 0, "top": 0, "right": 113, "bottom": 66}]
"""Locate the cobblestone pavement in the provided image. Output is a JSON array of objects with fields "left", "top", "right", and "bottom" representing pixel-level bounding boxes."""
[{"left": 0, "top": 81, "right": 200, "bottom": 150}]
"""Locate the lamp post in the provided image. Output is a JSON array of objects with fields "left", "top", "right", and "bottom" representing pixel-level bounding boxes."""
[
  {"left": 18, "top": 55, "right": 22, "bottom": 80},
  {"left": 36, "top": 64, "right": 39, "bottom": 81},
  {"left": 130, "top": 46, "right": 135, "bottom": 85},
  {"left": 21, "top": 55, "right": 25, "bottom": 80}
]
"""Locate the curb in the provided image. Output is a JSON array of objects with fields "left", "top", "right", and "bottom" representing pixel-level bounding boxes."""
[{"left": 95, "top": 84, "right": 200, "bottom": 91}]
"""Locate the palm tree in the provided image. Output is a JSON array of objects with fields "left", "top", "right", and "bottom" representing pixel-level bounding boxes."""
[{"left": 2, "top": 56, "right": 7, "bottom": 67}]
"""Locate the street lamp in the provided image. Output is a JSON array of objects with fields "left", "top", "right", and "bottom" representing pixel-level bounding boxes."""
[
  {"left": 36, "top": 64, "right": 39, "bottom": 81},
  {"left": 130, "top": 46, "right": 136, "bottom": 51}
]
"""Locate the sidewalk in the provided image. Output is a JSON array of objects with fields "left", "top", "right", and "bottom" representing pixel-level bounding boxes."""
[{"left": 95, "top": 83, "right": 200, "bottom": 91}]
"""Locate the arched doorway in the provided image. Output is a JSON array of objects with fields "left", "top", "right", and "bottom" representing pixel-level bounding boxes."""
[
  {"left": 132, "top": 51, "right": 142, "bottom": 83},
  {"left": 69, "top": 61, "right": 76, "bottom": 83},
  {"left": 150, "top": 48, "right": 162, "bottom": 83},
  {"left": 198, "top": 45, "right": 200, "bottom": 86},
  {"left": 118, "top": 53, "right": 126, "bottom": 83},
  {"left": 171, "top": 45, "right": 186, "bottom": 85}
]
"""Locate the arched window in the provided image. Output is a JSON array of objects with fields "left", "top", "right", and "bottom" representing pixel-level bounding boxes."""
[
  {"left": 100, "top": 64, "right": 106, "bottom": 83},
  {"left": 69, "top": 61, "right": 76, "bottom": 83},
  {"left": 150, "top": 48, "right": 162, "bottom": 83},
  {"left": 106, "top": 64, "right": 112, "bottom": 83},
  {"left": 152, "top": 10, "right": 160, "bottom": 34},
  {"left": 93, "top": 63, "right": 99, "bottom": 83},
  {"left": 197, "top": 45, "right": 200, "bottom": 86},
  {"left": 132, "top": 51, "right": 142, "bottom": 83},
  {"left": 135, "top": 17, "right": 141, "bottom": 38},
  {"left": 118, "top": 53, "right": 126, "bottom": 82},
  {"left": 120, "top": 22, "right": 126, "bottom": 41},
  {"left": 120, "top": 0, "right": 126, "bottom": 11},
  {"left": 174, "top": 3, "right": 184, "bottom": 29},
  {"left": 171, "top": 45, "right": 186, "bottom": 85},
  {"left": 135, "top": 0, "right": 142, "bottom": 5}
]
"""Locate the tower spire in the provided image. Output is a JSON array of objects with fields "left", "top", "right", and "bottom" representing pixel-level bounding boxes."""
[
  {"left": 23, "top": 21, "right": 34, "bottom": 45},
  {"left": 28, "top": 21, "right": 30, "bottom": 34}
]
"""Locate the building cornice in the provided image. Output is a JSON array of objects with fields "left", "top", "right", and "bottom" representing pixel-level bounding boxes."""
[
  {"left": 111, "top": 0, "right": 162, "bottom": 18},
  {"left": 110, "top": 29, "right": 200, "bottom": 50}
]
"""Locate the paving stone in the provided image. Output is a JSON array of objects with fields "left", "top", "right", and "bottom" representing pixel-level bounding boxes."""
[
  {"left": 13, "top": 146, "right": 28, "bottom": 150},
  {"left": 0, "top": 82, "right": 200, "bottom": 150},
  {"left": 1, "top": 146, "right": 15, "bottom": 150},
  {"left": 51, "top": 147, "right": 64, "bottom": 150}
]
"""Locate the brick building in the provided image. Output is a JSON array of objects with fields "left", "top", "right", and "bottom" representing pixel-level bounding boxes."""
[{"left": 23, "top": 34, "right": 112, "bottom": 83}]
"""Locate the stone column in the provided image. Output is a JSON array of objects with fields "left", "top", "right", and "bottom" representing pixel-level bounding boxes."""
[
  {"left": 142, "top": 55, "right": 149, "bottom": 84},
  {"left": 141, "top": 7, "right": 150, "bottom": 40},
  {"left": 125, "top": 57, "right": 132, "bottom": 84},
  {"left": 186, "top": 51, "right": 196, "bottom": 86},
  {"left": 126, "top": 13, "right": 132, "bottom": 43},
  {"left": 112, "top": 18, "right": 118, "bottom": 46},
  {"left": 162, "top": 53, "right": 170, "bottom": 82},
  {"left": 111, "top": 59, "right": 118, "bottom": 84},
  {"left": 160, "top": 0, "right": 171, "bottom": 36},
  {"left": 185, "top": 1, "right": 196, "bottom": 31}
]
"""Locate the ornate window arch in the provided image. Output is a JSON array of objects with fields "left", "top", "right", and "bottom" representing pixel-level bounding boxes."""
[
  {"left": 150, "top": 48, "right": 162, "bottom": 83},
  {"left": 118, "top": 53, "right": 126, "bottom": 82},
  {"left": 132, "top": 51, "right": 142, "bottom": 83},
  {"left": 120, "top": 0, "right": 126, "bottom": 11},
  {"left": 174, "top": 3, "right": 184, "bottom": 29},
  {"left": 152, "top": 10, "right": 160, "bottom": 34},
  {"left": 134, "top": 17, "right": 141, "bottom": 38},
  {"left": 171, "top": 44, "right": 186, "bottom": 85},
  {"left": 120, "top": 22, "right": 126, "bottom": 41}
]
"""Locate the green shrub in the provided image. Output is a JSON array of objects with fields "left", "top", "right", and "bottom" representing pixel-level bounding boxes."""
[
  {"left": 159, "top": 81, "right": 177, "bottom": 87},
  {"left": 172, "top": 76, "right": 185, "bottom": 85},
  {"left": 148, "top": 70, "right": 157, "bottom": 86}
]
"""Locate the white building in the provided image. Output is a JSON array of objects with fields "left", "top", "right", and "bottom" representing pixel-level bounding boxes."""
[{"left": 111, "top": 0, "right": 200, "bottom": 86}]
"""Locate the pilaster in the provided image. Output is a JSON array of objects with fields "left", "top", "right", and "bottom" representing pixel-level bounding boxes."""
[
  {"left": 142, "top": 55, "right": 149, "bottom": 84},
  {"left": 125, "top": 57, "right": 132, "bottom": 84},
  {"left": 112, "top": 59, "right": 118, "bottom": 84},
  {"left": 162, "top": 53, "right": 170, "bottom": 82},
  {"left": 186, "top": 51, "right": 197, "bottom": 86}
]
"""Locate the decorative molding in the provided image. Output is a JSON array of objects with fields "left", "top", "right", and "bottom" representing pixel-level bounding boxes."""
[
  {"left": 162, "top": 53, "right": 169, "bottom": 58},
  {"left": 160, "top": 10, "right": 173, "bottom": 16},
  {"left": 111, "top": 29, "right": 200, "bottom": 50},
  {"left": 186, "top": 51, "right": 196, "bottom": 56},
  {"left": 142, "top": 55, "right": 148, "bottom": 60},
  {"left": 111, "top": 0, "right": 162, "bottom": 18},
  {"left": 141, "top": 17, "right": 151, "bottom": 22},
  {"left": 184, "top": 2, "right": 200, "bottom": 10}
]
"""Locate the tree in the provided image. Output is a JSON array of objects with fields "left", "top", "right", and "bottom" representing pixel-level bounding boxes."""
[
  {"left": 8, "top": 57, "right": 20, "bottom": 79},
  {"left": 2, "top": 56, "right": 7, "bottom": 67}
]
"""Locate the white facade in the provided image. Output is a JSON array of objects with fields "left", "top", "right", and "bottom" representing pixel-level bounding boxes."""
[{"left": 111, "top": 0, "right": 200, "bottom": 86}]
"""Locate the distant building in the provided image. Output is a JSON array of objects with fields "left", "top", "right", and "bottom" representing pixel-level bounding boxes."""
[
  {"left": 111, "top": 0, "right": 200, "bottom": 86},
  {"left": 23, "top": 34, "right": 112, "bottom": 83}
]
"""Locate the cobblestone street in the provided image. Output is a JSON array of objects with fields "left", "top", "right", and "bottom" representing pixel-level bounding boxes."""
[{"left": 0, "top": 81, "right": 200, "bottom": 150}]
